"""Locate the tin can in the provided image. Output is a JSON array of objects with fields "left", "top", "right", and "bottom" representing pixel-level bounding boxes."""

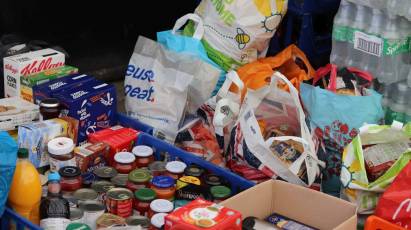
[
  {"left": 69, "top": 207, "right": 84, "bottom": 223},
  {"left": 106, "top": 188, "right": 134, "bottom": 218},
  {"left": 110, "top": 174, "right": 128, "bottom": 188},
  {"left": 73, "top": 188, "right": 98, "bottom": 205},
  {"left": 91, "top": 180, "right": 115, "bottom": 204},
  {"left": 96, "top": 213, "right": 126, "bottom": 229},
  {"left": 93, "top": 166, "right": 118, "bottom": 180},
  {"left": 79, "top": 200, "right": 105, "bottom": 230},
  {"left": 126, "top": 215, "right": 150, "bottom": 228}
]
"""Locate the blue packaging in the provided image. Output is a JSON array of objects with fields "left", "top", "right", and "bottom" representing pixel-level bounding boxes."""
[
  {"left": 0, "top": 131, "right": 17, "bottom": 216},
  {"left": 55, "top": 82, "right": 117, "bottom": 145},
  {"left": 33, "top": 74, "right": 97, "bottom": 105}
]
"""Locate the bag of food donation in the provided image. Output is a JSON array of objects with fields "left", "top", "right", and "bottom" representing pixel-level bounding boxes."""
[
  {"left": 124, "top": 36, "right": 219, "bottom": 143},
  {"left": 300, "top": 64, "right": 384, "bottom": 197},
  {"left": 183, "top": 0, "right": 288, "bottom": 71},
  {"left": 227, "top": 71, "right": 323, "bottom": 186},
  {"left": 340, "top": 122, "right": 411, "bottom": 214},
  {"left": 0, "top": 131, "right": 18, "bottom": 216},
  {"left": 157, "top": 13, "right": 224, "bottom": 97}
]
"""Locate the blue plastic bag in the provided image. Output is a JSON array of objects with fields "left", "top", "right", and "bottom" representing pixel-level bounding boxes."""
[
  {"left": 300, "top": 83, "right": 384, "bottom": 196},
  {"left": 0, "top": 131, "right": 17, "bottom": 217},
  {"left": 157, "top": 13, "right": 225, "bottom": 96}
]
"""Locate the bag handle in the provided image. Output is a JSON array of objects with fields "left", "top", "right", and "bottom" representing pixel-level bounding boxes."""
[
  {"left": 172, "top": 13, "right": 204, "bottom": 40},
  {"left": 347, "top": 66, "right": 373, "bottom": 82}
]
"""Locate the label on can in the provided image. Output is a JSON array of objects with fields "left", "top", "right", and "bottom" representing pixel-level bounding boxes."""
[
  {"left": 40, "top": 218, "right": 70, "bottom": 230},
  {"left": 106, "top": 189, "right": 133, "bottom": 218}
]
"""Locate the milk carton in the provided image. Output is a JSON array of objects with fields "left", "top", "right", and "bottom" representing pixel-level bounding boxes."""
[
  {"left": 33, "top": 74, "right": 96, "bottom": 105},
  {"left": 3, "top": 48, "right": 65, "bottom": 97},
  {"left": 55, "top": 82, "right": 117, "bottom": 145}
]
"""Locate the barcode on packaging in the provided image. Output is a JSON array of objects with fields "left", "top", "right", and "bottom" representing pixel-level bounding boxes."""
[{"left": 354, "top": 31, "right": 383, "bottom": 57}]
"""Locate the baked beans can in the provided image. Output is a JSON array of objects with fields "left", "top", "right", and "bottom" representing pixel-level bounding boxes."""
[
  {"left": 106, "top": 188, "right": 133, "bottom": 218},
  {"left": 91, "top": 180, "right": 115, "bottom": 204},
  {"left": 79, "top": 200, "right": 105, "bottom": 230},
  {"left": 73, "top": 188, "right": 98, "bottom": 206}
]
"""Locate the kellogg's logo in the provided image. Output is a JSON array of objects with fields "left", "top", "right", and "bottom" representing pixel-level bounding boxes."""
[
  {"left": 124, "top": 65, "right": 155, "bottom": 102},
  {"left": 20, "top": 57, "right": 64, "bottom": 76},
  {"left": 5, "top": 64, "right": 18, "bottom": 74}
]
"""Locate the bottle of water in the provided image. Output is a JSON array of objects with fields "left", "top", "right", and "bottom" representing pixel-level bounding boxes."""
[
  {"left": 387, "top": 0, "right": 408, "bottom": 17},
  {"left": 345, "top": 4, "right": 370, "bottom": 68},
  {"left": 330, "top": 0, "right": 353, "bottom": 67},
  {"left": 385, "top": 82, "right": 409, "bottom": 124},
  {"left": 362, "top": 9, "right": 385, "bottom": 80}
]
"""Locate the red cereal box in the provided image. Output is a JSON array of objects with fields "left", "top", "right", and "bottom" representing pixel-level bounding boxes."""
[
  {"left": 164, "top": 198, "right": 242, "bottom": 230},
  {"left": 88, "top": 125, "right": 139, "bottom": 165}
]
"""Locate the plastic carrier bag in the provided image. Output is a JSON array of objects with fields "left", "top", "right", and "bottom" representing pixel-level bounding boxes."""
[{"left": 0, "top": 131, "right": 18, "bottom": 216}]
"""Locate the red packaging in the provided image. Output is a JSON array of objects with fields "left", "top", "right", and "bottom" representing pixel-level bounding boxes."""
[
  {"left": 164, "top": 198, "right": 242, "bottom": 230},
  {"left": 106, "top": 188, "right": 134, "bottom": 218},
  {"left": 88, "top": 125, "right": 139, "bottom": 165},
  {"left": 74, "top": 142, "right": 109, "bottom": 173}
]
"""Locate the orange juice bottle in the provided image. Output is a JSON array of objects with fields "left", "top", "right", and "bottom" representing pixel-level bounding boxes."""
[{"left": 8, "top": 148, "right": 42, "bottom": 225}]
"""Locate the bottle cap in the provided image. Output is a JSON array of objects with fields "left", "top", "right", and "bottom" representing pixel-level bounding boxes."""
[
  {"left": 17, "top": 148, "right": 28, "bottom": 158},
  {"left": 48, "top": 172, "right": 61, "bottom": 182}
]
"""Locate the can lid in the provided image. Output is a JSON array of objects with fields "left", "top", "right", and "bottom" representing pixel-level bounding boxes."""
[
  {"left": 205, "top": 174, "right": 222, "bottom": 186},
  {"left": 184, "top": 164, "right": 204, "bottom": 177},
  {"left": 151, "top": 175, "right": 175, "bottom": 188},
  {"left": 79, "top": 200, "right": 105, "bottom": 212},
  {"left": 73, "top": 188, "right": 98, "bottom": 201},
  {"left": 93, "top": 166, "right": 118, "bottom": 179},
  {"left": 135, "top": 188, "right": 156, "bottom": 201},
  {"left": 210, "top": 185, "right": 231, "bottom": 199},
  {"left": 48, "top": 172, "right": 61, "bottom": 182},
  {"left": 150, "top": 199, "right": 173, "bottom": 213},
  {"left": 40, "top": 98, "right": 60, "bottom": 108},
  {"left": 106, "top": 188, "right": 133, "bottom": 200},
  {"left": 114, "top": 152, "right": 135, "bottom": 164},
  {"left": 91, "top": 180, "right": 115, "bottom": 192},
  {"left": 48, "top": 137, "right": 74, "bottom": 156},
  {"left": 151, "top": 213, "right": 168, "bottom": 228},
  {"left": 66, "top": 223, "right": 91, "bottom": 230},
  {"left": 126, "top": 215, "right": 150, "bottom": 227},
  {"left": 69, "top": 207, "right": 84, "bottom": 221},
  {"left": 128, "top": 169, "right": 151, "bottom": 183},
  {"left": 132, "top": 145, "right": 154, "bottom": 157},
  {"left": 110, "top": 174, "right": 128, "bottom": 187},
  {"left": 148, "top": 161, "right": 166, "bottom": 171},
  {"left": 17, "top": 148, "right": 28, "bottom": 159},
  {"left": 59, "top": 166, "right": 81, "bottom": 178},
  {"left": 166, "top": 161, "right": 187, "bottom": 174}
]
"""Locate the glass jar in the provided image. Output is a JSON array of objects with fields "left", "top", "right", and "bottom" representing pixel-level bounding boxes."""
[
  {"left": 148, "top": 161, "right": 167, "bottom": 177},
  {"left": 150, "top": 213, "right": 167, "bottom": 230},
  {"left": 59, "top": 166, "right": 82, "bottom": 192},
  {"left": 111, "top": 174, "right": 128, "bottom": 188},
  {"left": 127, "top": 169, "right": 151, "bottom": 192},
  {"left": 113, "top": 152, "right": 136, "bottom": 174},
  {"left": 132, "top": 145, "right": 155, "bottom": 168},
  {"left": 184, "top": 164, "right": 205, "bottom": 178},
  {"left": 148, "top": 199, "right": 173, "bottom": 218},
  {"left": 205, "top": 174, "right": 223, "bottom": 187},
  {"left": 134, "top": 188, "right": 156, "bottom": 216},
  {"left": 165, "top": 161, "right": 187, "bottom": 180},
  {"left": 150, "top": 176, "right": 176, "bottom": 201},
  {"left": 210, "top": 185, "right": 231, "bottom": 203},
  {"left": 48, "top": 137, "right": 76, "bottom": 172},
  {"left": 39, "top": 98, "right": 61, "bottom": 120}
]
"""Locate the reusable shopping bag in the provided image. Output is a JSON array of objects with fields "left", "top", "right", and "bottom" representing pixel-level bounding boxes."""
[
  {"left": 0, "top": 131, "right": 18, "bottom": 216},
  {"left": 300, "top": 64, "right": 384, "bottom": 197},
  {"left": 227, "top": 71, "right": 323, "bottom": 186},
  {"left": 157, "top": 13, "right": 225, "bottom": 97},
  {"left": 183, "top": 0, "right": 288, "bottom": 71},
  {"left": 340, "top": 122, "right": 411, "bottom": 214},
  {"left": 124, "top": 36, "right": 219, "bottom": 143},
  {"left": 375, "top": 161, "right": 411, "bottom": 229}
]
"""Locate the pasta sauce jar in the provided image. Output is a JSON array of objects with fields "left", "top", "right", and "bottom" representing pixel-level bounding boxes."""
[
  {"left": 165, "top": 161, "right": 187, "bottom": 180},
  {"left": 59, "top": 166, "right": 82, "bottom": 192},
  {"left": 48, "top": 137, "right": 76, "bottom": 172},
  {"left": 148, "top": 199, "right": 173, "bottom": 218},
  {"left": 127, "top": 169, "right": 151, "bottom": 192},
  {"left": 134, "top": 188, "right": 156, "bottom": 216},
  {"left": 113, "top": 152, "right": 136, "bottom": 174},
  {"left": 150, "top": 176, "right": 176, "bottom": 201},
  {"left": 132, "top": 145, "right": 155, "bottom": 168}
]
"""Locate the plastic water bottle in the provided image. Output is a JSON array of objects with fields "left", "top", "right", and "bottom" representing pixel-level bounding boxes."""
[
  {"left": 381, "top": 83, "right": 391, "bottom": 117},
  {"left": 362, "top": 9, "right": 385, "bottom": 80},
  {"left": 345, "top": 4, "right": 370, "bottom": 68},
  {"left": 387, "top": 0, "right": 408, "bottom": 17},
  {"left": 399, "top": 17, "right": 411, "bottom": 82},
  {"left": 330, "top": 0, "right": 353, "bottom": 66},
  {"left": 385, "top": 82, "right": 409, "bottom": 124}
]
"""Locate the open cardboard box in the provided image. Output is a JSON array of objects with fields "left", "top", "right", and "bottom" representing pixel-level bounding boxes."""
[{"left": 221, "top": 180, "right": 357, "bottom": 230}]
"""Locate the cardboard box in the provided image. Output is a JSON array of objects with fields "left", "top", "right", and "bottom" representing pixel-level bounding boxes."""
[
  {"left": 20, "top": 65, "right": 78, "bottom": 103},
  {"left": 4, "top": 48, "right": 65, "bottom": 97},
  {"left": 74, "top": 142, "right": 109, "bottom": 173},
  {"left": 221, "top": 180, "right": 357, "bottom": 230}
]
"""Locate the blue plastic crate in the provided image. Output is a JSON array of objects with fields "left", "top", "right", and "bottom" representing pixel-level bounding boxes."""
[
  {"left": 0, "top": 208, "right": 42, "bottom": 230},
  {"left": 288, "top": 0, "right": 341, "bottom": 14},
  {"left": 116, "top": 112, "right": 154, "bottom": 135}
]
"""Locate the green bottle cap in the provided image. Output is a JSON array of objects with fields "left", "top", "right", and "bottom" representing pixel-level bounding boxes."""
[
  {"left": 135, "top": 188, "right": 156, "bottom": 201},
  {"left": 17, "top": 148, "right": 28, "bottom": 158}
]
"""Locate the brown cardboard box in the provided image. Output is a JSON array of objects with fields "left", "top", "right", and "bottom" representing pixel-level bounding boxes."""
[{"left": 221, "top": 180, "right": 357, "bottom": 230}]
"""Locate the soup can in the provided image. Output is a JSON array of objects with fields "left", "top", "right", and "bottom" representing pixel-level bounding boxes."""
[
  {"left": 106, "top": 188, "right": 133, "bottom": 218},
  {"left": 79, "top": 200, "right": 105, "bottom": 230},
  {"left": 91, "top": 180, "right": 115, "bottom": 204}
]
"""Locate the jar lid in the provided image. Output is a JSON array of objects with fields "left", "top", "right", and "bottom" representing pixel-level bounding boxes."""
[
  {"left": 128, "top": 169, "right": 151, "bottom": 183},
  {"left": 40, "top": 98, "right": 60, "bottom": 108},
  {"left": 48, "top": 137, "right": 74, "bottom": 156},
  {"left": 135, "top": 188, "right": 156, "bottom": 201},
  {"left": 184, "top": 164, "right": 204, "bottom": 177},
  {"left": 210, "top": 185, "right": 231, "bottom": 199},
  {"left": 151, "top": 175, "right": 175, "bottom": 188},
  {"left": 114, "top": 152, "right": 136, "bottom": 164},
  {"left": 66, "top": 223, "right": 91, "bottom": 230},
  {"left": 93, "top": 166, "right": 118, "bottom": 179},
  {"left": 148, "top": 161, "right": 166, "bottom": 172},
  {"left": 59, "top": 166, "right": 81, "bottom": 178},
  {"left": 151, "top": 213, "right": 167, "bottom": 228},
  {"left": 205, "top": 174, "right": 222, "bottom": 186},
  {"left": 73, "top": 188, "right": 98, "bottom": 201},
  {"left": 110, "top": 174, "right": 128, "bottom": 187},
  {"left": 166, "top": 161, "right": 187, "bottom": 174},
  {"left": 150, "top": 199, "right": 173, "bottom": 213},
  {"left": 126, "top": 216, "right": 150, "bottom": 228},
  {"left": 132, "top": 145, "right": 154, "bottom": 157}
]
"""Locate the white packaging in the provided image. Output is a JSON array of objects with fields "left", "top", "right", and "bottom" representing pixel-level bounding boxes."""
[{"left": 3, "top": 48, "right": 65, "bottom": 97}]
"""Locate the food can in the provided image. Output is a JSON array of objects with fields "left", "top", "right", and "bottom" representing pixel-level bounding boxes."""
[
  {"left": 106, "top": 188, "right": 134, "bottom": 218},
  {"left": 91, "top": 180, "right": 115, "bottom": 204},
  {"left": 69, "top": 207, "right": 84, "bottom": 223},
  {"left": 93, "top": 166, "right": 118, "bottom": 180},
  {"left": 96, "top": 213, "right": 126, "bottom": 229},
  {"left": 73, "top": 188, "right": 98, "bottom": 205},
  {"left": 126, "top": 215, "right": 150, "bottom": 228},
  {"left": 110, "top": 174, "right": 128, "bottom": 188},
  {"left": 79, "top": 200, "right": 106, "bottom": 230}
]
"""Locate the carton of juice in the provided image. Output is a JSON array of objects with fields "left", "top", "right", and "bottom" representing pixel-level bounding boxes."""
[{"left": 4, "top": 48, "right": 65, "bottom": 97}]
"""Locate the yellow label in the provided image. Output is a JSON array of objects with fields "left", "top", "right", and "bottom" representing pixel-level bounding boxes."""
[
  {"left": 20, "top": 86, "right": 34, "bottom": 103},
  {"left": 176, "top": 176, "right": 201, "bottom": 190}
]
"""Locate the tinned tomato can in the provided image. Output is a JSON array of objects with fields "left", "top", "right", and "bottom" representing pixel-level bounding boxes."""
[{"left": 106, "top": 188, "right": 133, "bottom": 218}]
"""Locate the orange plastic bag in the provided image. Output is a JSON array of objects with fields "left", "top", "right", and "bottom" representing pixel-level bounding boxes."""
[{"left": 229, "top": 44, "right": 315, "bottom": 101}]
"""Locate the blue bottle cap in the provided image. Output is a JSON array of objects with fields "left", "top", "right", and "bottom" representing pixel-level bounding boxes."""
[
  {"left": 48, "top": 172, "right": 61, "bottom": 182},
  {"left": 151, "top": 176, "right": 175, "bottom": 188}
]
